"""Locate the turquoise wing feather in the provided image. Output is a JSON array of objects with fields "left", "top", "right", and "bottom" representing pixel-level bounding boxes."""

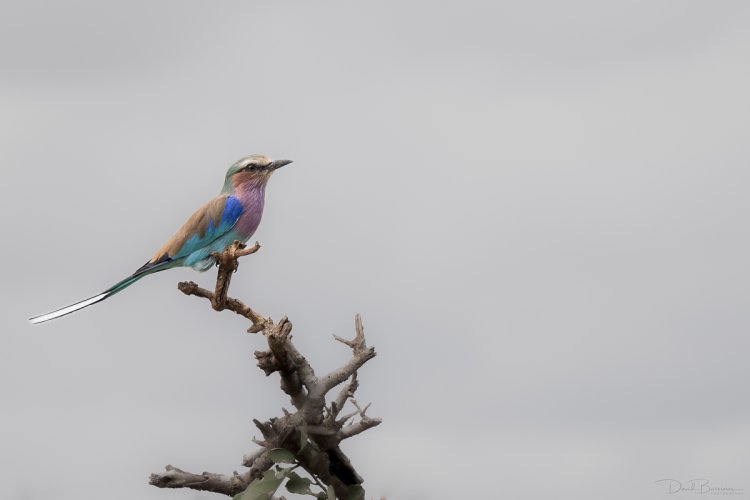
[{"left": 145, "top": 194, "right": 243, "bottom": 267}]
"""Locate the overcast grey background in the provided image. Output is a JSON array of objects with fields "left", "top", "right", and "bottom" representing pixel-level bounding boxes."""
[{"left": 1, "top": 1, "right": 749, "bottom": 499}]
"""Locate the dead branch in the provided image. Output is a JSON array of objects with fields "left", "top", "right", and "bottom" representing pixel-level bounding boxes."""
[
  {"left": 151, "top": 242, "right": 379, "bottom": 500},
  {"left": 148, "top": 465, "right": 248, "bottom": 496},
  {"left": 209, "top": 240, "right": 260, "bottom": 311}
]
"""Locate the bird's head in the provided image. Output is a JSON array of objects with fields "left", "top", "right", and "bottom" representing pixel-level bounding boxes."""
[{"left": 223, "top": 154, "right": 292, "bottom": 192}]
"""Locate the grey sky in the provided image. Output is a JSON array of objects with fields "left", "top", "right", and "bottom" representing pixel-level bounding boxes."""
[{"left": 1, "top": 1, "right": 749, "bottom": 499}]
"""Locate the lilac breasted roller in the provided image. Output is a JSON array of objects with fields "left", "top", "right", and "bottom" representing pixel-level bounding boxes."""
[{"left": 29, "top": 154, "right": 292, "bottom": 324}]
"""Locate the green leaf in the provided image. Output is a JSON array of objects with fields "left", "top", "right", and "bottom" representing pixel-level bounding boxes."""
[
  {"left": 268, "top": 447, "right": 296, "bottom": 464},
  {"left": 327, "top": 484, "right": 336, "bottom": 499},
  {"left": 344, "top": 484, "right": 364, "bottom": 500},
  {"left": 233, "top": 470, "right": 284, "bottom": 500},
  {"left": 285, "top": 471, "right": 314, "bottom": 495}
]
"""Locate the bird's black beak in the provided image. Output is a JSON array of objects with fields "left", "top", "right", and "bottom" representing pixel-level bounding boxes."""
[{"left": 268, "top": 159, "right": 293, "bottom": 171}]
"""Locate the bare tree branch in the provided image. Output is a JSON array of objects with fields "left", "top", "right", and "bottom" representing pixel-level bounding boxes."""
[
  {"left": 316, "top": 314, "right": 375, "bottom": 394},
  {"left": 149, "top": 465, "right": 248, "bottom": 496},
  {"left": 178, "top": 280, "right": 264, "bottom": 325},
  {"left": 151, "top": 243, "right": 379, "bottom": 500},
  {"left": 210, "top": 240, "right": 260, "bottom": 310},
  {"left": 340, "top": 417, "right": 383, "bottom": 440},
  {"left": 328, "top": 373, "right": 358, "bottom": 424}
]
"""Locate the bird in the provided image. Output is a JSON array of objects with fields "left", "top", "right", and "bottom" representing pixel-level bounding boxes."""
[{"left": 29, "top": 154, "right": 292, "bottom": 324}]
